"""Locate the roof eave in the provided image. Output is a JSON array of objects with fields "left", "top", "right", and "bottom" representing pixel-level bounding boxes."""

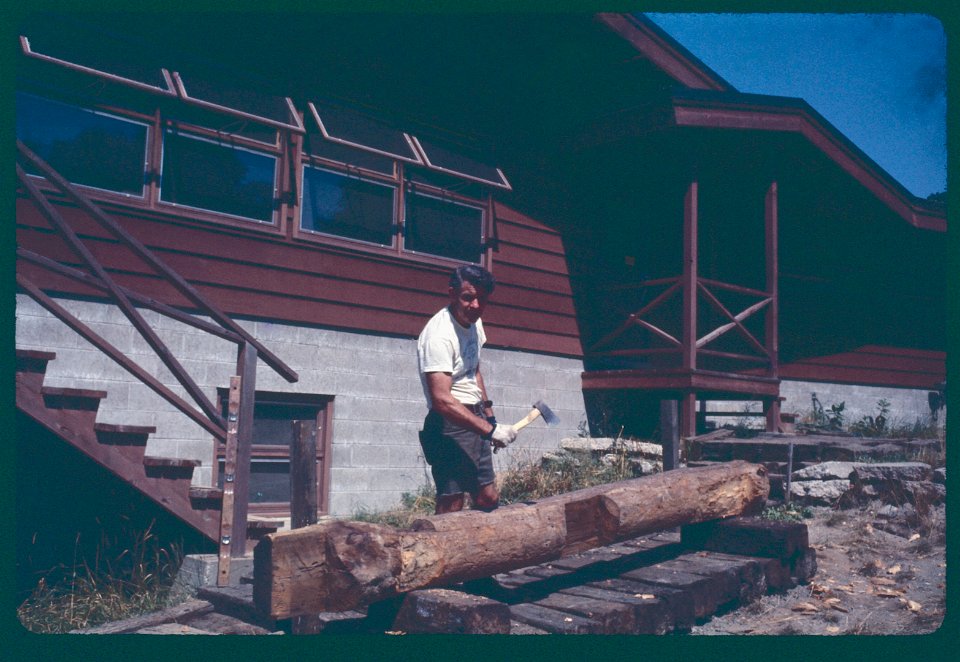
[
  {"left": 595, "top": 13, "right": 732, "bottom": 92},
  {"left": 670, "top": 95, "right": 946, "bottom": 232}
]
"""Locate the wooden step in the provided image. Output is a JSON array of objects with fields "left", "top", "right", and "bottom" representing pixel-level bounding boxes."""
[
  {"left": 15, "top": 349, "right": 56, "bottom": 391},
  {"left": 143, "top": 455, "right": 201, "bottom": 479},
  {"left": 41, "top": 386, "right": 107, "bottom": 412},
  {"left": 94, "top": 422, "right": 156, "bottom": 445},
  {"left": 143, "top": 456, "right": 202, "bottom": 469},
  {"left": 16, "top": 348, "right": 57, "bottom": 370},
  {"left": 189, "top": 486, "right": 224, "bottom": 501}
]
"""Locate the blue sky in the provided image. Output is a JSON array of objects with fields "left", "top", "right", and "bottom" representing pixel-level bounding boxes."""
[{"left": 645, "top": 13, "right": 947, "bottom": 199}]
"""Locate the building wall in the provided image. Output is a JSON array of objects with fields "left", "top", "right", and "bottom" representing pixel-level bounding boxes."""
[
  {"left": 703, "top": 380, "right": 943, "bottom": 431},
  {"left": 15, "top": 294, "right": 587, "bottom": 516}
]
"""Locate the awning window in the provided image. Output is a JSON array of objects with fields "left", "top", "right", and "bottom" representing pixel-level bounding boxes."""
[
  {"left": 308, "top": 101, "right": 423, "bottom": 164},
  {"left": 411, "top": 135, "right": 511, "bottom": 190},
  {"left": 19, "top": 35, "right": 175, "bottom": 97},
  {"left": 172, "top": 71, "right": 304, "bottom": 133}
]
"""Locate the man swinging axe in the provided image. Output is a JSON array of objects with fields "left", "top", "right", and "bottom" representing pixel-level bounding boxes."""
[{"left": 417, "top": 265, "right": 517, "bottom": 515}]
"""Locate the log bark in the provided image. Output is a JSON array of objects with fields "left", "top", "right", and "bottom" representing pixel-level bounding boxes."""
[{"left": 253, "top": 461, "right": 767, "bottom": 618}]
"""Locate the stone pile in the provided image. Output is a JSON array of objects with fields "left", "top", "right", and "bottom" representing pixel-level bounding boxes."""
[
  {"left": 787, "top": 461, "right": 945, "bottom": 509},
  {"left": 546, "top": 437, "right": 664, "bottom": 476}
]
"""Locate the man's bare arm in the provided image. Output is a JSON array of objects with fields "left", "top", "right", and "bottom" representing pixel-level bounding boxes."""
[{"left": 425, "top": 371, "right": 494, "bottom": 436}]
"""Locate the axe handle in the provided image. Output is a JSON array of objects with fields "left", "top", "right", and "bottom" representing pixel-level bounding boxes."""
[{"left": 512, "top": 408, "right": 543, "bottom": 432}]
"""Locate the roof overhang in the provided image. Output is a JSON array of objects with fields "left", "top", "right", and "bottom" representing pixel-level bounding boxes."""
[
  {"left": 670, "top": 92, "right": 946, "bottom": 232},
  {"left": 596, "top": 13, "right": 732, "bottom": 92}
]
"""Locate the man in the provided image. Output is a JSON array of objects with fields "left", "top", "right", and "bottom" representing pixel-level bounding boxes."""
[{"left": 417, "top": 265, "right": 517, "bottom": 514}]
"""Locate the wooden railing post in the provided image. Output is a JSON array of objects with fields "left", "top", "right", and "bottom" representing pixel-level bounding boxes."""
[
  {"left": 290, "top": 420, "right": 318, "bottom": 529},
  {"left": 217, "top": 375, "right": 242, "bottom": 586},
  {"left": 232, "top": 342, "right": 258, "bottom": 557}
]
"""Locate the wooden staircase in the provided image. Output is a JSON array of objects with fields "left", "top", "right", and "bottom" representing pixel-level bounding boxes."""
[{"left": 15, "top": 348, "right": 280, "bottom": 551}]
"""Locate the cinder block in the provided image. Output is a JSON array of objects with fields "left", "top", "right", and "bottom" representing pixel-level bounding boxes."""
[{"left": 174, "top": 554, "right": 253, "bottom": 592}]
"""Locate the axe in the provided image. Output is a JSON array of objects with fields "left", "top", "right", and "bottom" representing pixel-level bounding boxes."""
[{"left": 494, "top": 399, "right": 559, "bottom": 453}]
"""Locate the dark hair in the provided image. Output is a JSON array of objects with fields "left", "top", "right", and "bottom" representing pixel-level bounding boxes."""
[{"left": 449, "top": 265, "right": 495, "bottom": 294}]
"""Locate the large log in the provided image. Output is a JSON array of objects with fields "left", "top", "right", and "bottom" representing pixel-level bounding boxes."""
[{"left": 253, "top": 461, "right": 767, "bottom": 618}]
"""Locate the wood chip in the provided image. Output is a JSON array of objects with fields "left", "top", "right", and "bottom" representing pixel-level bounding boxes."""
[
  {"left": 873, "top": 588, "right": 905, "bottom": 598},
  {"left": 886, "top": 564, "right": 902, "bottom": 575},
  {"left": 870, "top": 577, "right": 897, "bottom": 587},
  {"left": 909, "top": 533, "right": 921, "bottom": 542},
  {"left": 792, "top": 602, "right": 819, "bottom": 613},
  {"left": 826, "top": 626, "right": 841, "bottom": 634},
  {"left": 901, "top": 599, "right": 922, "bottom": 612},
  {"left": 633, "top": 594, "right": 656, "bottom": 600}
]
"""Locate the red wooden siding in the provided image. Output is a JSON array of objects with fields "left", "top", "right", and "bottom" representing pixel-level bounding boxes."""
[
  {"left": 17, "top": 192, "right": 583, "bottom": 357},
  {"left": 775, "top": 345, "right": 945, "bottom": 390}
]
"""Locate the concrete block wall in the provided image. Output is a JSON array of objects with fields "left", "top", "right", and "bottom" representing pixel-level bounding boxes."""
[
  {"left": 701, "top": 380, "right": 944, "bottom": 431},
  {"left": 779, "top": 380, "right": 944, "bottom": 430},
  {"left": 15, "top": 295, "right": 587, "bottom": 517}
]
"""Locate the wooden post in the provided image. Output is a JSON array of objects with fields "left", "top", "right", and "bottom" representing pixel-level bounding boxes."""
[
  {"left": 764, "top": 182, "right": 780, "bottom": 431},
  {"left": 232, "top": 342, "right": 257, "bottom": 556},
  {"left": 659, "top": 400, "right": 680, "bottom": 470},
  {"left": 290, "top": 420, "right": 318, "bottom": 529},
  {"left": 290, "top": 419, "right": 320, "bottom": 634},
  {"left": 217, "top": 376, "right": 242, "bottom": 586},
  {"left": 680, "top": 392, "right": 697, "bottom": 440},
  {"left": 682, "top": 181, "right": 699, "bottom": 374}
]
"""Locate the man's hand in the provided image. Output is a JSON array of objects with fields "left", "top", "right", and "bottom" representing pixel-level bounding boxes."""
[{"left": 490, "top": 423, "right": 517, "bottom": 452}]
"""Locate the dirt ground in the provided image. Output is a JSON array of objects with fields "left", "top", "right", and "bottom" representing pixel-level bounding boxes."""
[{"left": 691, "top": 502, "right": 947, "bottom": 635}]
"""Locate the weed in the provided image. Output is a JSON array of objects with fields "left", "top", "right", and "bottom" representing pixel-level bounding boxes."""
[
  {"left": 17, "top": 520, "right": 186, "bottom": 633},
  {"left": 762, "top": 504, "right": 813, "bottom": 522}
]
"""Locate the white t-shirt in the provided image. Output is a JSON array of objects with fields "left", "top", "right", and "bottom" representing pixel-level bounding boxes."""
[{"left": 417, "top": 306, "right": 486, "bottom": 409}]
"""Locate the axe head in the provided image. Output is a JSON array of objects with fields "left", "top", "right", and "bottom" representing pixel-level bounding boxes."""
[{"left": 532, "top": 399, "right": 560, "bottom": 427}]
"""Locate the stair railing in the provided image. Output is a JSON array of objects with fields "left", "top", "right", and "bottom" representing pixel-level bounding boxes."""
[{"left": 16, "top": 139, "right": 299, "bottom": 560}]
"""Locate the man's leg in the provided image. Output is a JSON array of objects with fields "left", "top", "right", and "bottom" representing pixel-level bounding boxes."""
[
  {"left": 472, "top": 481, "right": 499, "bottom": 512},
  {"left": 435, "top": 492, "right": 465, "bottom": 514}
]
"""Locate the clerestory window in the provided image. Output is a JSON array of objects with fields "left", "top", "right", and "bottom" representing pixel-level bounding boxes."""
[
  {"left": 16, "top": 91, "right": 149, "bottom": 198},
  {"left": 159, "top": 130, "right": 278, "bottom": 224}
]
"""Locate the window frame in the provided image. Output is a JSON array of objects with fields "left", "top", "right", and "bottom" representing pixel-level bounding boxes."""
[
  {"left": 19, "top": 35, "right": 178, "bottom": 98},
  {"left": 294, "top": 150, "right": 495, "bottom": 268},
  {"left": 172, "top": 70, "right": 305, "bottom": 134},
  {"left": 298, "top": 162, "right": 400, "bottom": 250},
  {"left": 157, "top": 124, "right": 282, "bottom": 228},
  {"left": 16, "top": 91, "right": 153, "bottom": 202},
  {"left": 402, "top": 186, "right": 489, "bottom": 264}
]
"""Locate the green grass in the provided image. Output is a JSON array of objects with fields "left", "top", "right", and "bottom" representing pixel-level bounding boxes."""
[
  {"left": 351, "top": 450, "right": 639, "bottom": 526},
  {"left": 761, "top": 503, "right": 813, "bottom": 522},
  {"left": 17, "top": 521, "right": 188, "bottom": 634}
]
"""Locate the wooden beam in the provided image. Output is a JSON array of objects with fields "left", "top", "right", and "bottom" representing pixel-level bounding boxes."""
[
  {"left": 253, "top": 461, "right": 769, "bottom": 618},
  {"left": 659, "top": 400, "right": 679, "bottom": 470},
  {"left": 17, "top": 162, "right": 225, "bottom": 428},
  {"left": 16, "top": 273, "right": 226, "bottom": 441},
  {"left": 290, "top": 420, "right": 318, "bottom": 530},
  {"left": 232, "top": 343, "right": 257, "bottom": 556},
  {"left": 682, "top": 181, "right": 698, "bottom": 372},
  {"left": 217, "top": 376, "right": 242, "bottom": 586},
  {"left": 765, "top": 182, "right": 780, "bottom": 383}
]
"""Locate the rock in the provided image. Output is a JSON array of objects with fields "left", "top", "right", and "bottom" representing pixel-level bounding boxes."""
[
  {"left": 630, "top": 459, "right": 658, "bottom": 475},
  {"left": 851, "top": 462, "right": 932, "bottom": 485},
  {"left": 876, "top": 504, "right": 899, "bottom": 519},
  {"left": 899, "top": 481, "right": 946, "bottom": 508},
  {"left": 791, "top": 461, "right": 859, "bottom": 481},
  {"left": 934, "top": 467, "right": 946, "bottom": 485},
  {"left": 561, "top": 437, "right": 662, "bottom": 458},
  {"left": 788, "top": 479, "right": 852, "bottom": 506}
]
